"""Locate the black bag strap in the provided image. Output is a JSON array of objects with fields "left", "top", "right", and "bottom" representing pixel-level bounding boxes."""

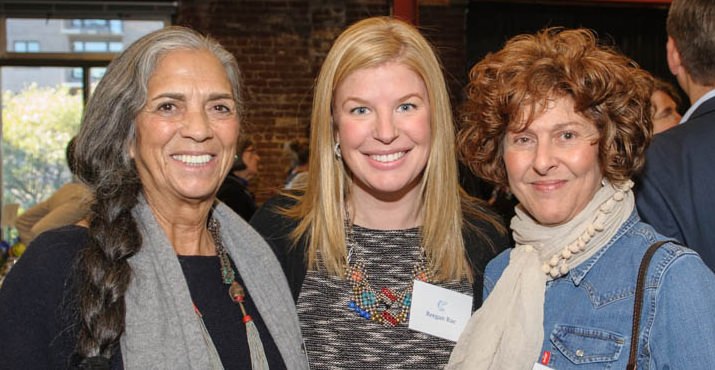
[{"left": 626, "top": 240, "right": 673, "bottom": 370}]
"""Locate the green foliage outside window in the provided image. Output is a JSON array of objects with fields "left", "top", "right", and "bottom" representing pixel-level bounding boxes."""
[{"left": 2, "top": 84, "right": 82, "bottom": 210}]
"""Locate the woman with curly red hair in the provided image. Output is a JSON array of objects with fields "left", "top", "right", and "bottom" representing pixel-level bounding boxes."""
[{"left": 448, "top": 28, "right": 715, "bottom": 369}]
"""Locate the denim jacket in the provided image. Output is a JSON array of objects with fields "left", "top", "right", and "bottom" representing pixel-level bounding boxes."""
[{"left": 485, "top": 211, "right": 715, "bottom": 369}]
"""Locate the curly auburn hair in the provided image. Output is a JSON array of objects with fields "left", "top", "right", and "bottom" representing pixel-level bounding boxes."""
[{"left": 458, "top": 28, "right": 654, "bottom": 190}]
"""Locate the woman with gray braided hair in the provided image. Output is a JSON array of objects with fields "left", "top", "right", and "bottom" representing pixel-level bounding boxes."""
[
  {"left": 448, "top": 27, "right": 715, "bottom": 370},
  {"left": 0, "top": 26, "right": 307, "bottom": 370}
]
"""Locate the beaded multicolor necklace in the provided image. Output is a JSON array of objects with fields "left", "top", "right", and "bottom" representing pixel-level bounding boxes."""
[{"left": 344, "top": 221, "right": 433, "bottom": 327}]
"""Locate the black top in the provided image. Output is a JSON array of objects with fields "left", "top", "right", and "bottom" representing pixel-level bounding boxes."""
[
  {"left": 217, "top": 173, "right": 257, "bottom": 221},
  {"left": 0, "top": 225, "right": 286, "bottom": 370},
  {"left": 250, "top": 194, "right": 509, "bottom": 310}
]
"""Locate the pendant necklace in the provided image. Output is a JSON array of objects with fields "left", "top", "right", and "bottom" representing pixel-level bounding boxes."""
[
  {"left": 344, "top": 218, "right": 433, "bottom": 327},
  {"left": 191, "top": 217, "right": 269, "bottom": 370}
]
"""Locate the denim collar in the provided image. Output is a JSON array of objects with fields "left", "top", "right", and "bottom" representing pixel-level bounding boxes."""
[{"left": 566, "top": 210, "right": 639, "bottom": 286}]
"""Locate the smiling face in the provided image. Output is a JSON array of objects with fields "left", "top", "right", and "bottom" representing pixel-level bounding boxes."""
[
  {"left": 503, "top": 97, "right": 602, "bottom": 226},
  {"left": 332, "top": 62, "right": 431, "bottom": 201},
  {"left": 131, "top": 49, "right": 239, "bottom": 208}
]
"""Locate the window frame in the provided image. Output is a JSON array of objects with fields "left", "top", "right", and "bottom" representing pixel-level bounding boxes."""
[
  {"left": 0, "top": 2, "right": 176, "bottom": 227},
  {"left": 12, "top": 40, "right": 40, "bottom": 52}
]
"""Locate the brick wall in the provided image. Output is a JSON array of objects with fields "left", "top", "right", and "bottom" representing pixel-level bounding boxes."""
[
  {"left": 419, "top": 3, "right": 469, "bottom": 109},
  {"left": 176, "top": 0, "right": 467, "bottom": 204}
]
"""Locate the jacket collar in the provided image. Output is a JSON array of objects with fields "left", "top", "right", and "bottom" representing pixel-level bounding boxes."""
[{"left": 566, "top": 210, "right": 640, "bottom": 285}]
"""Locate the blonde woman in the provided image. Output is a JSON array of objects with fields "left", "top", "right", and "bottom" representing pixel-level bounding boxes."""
[{"left": 251, "top": 16, "right": 506, "bottom": 368}]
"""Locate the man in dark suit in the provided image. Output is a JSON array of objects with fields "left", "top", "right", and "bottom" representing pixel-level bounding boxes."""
[{"left": 636, "top": 0, "right": 715, "bottom": 271}]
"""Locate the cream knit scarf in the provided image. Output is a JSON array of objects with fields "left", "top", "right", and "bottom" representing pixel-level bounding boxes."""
[{"left": 447, "top": 179, "right": 634, "bottom": 369}]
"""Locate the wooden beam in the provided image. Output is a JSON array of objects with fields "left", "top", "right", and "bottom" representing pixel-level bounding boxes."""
[
  {"left": 585, "top": 0, "right": 670, "bottom": 3},
  {"left": 470, "top": 0, "right": 670, "bottom": 4},
  {"left": 393, "top": 0, "right": 419, "bottom": 25}
]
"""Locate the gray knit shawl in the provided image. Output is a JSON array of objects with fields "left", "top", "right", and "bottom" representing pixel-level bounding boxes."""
[{"left": 120, "top": 196, "right": 308, "bottom": 369}]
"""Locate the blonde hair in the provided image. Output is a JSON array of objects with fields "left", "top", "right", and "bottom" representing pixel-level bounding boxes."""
[{"left": 284, "top": 16, "right": 501, "bottom": 281}]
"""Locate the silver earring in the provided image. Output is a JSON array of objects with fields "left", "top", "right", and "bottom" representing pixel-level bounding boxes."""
[{"left": 334, "top": 143, "right": 342, "bottom": 159}]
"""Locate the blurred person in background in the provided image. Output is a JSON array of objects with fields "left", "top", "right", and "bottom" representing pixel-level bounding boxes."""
[
  {"left": 283, "top": 140, "right": 309, "bottom": 190},
  {"left": 637, "top": 0, "right": 715, "bottom": 271},
  {"left": 16, "top": 136, "right": 93, "bottom": 245},
  {"left": 650, "top": 77, "right": 682, "bottom": 134},
  {"left": 217, "top": 136, "right": 261, "bottom": 220}
]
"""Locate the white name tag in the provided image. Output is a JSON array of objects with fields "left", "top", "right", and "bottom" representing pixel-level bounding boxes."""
[
  {"left": 532, "top": 363, "right": 555, "bottom": 370},
  {"left": 408, "top": 280, "right": 472, "bottom": 341}
]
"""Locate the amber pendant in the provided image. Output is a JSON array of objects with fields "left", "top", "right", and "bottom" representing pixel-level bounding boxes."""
[{"left": 229, "top": 280, "right": 245, "bottom": 303}]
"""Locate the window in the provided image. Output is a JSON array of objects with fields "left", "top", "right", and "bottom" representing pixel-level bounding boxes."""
[
  {"left": 69, "top": 67, "right": 106, "bottom": 84},
  {"left": 68, "top": 19, "right": 123, "bottom": 34},
  {"left": 5, "top": 18, "right": 163, "bottom": 53},
  {"left": 13, "top": 40, "right": 39, "bottom": 52},
  {"left": 1, "top": 18, "right": 165, "bottom": 211},
  {"left": 1, "top": 1, "right": 175, "bottom": 217},
  {"left": 72, "top": 41, "right": 123, "bottom": 53},
  {"left": 2, "top": 70, "right": 83, "bottom": 211}
]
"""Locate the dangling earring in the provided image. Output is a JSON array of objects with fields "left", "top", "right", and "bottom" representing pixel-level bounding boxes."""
[{"left": 334, "top": 142, "right": 342, "bottom": 159}]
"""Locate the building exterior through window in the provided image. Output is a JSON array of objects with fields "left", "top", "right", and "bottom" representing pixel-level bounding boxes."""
[{"left": 0, "top": 1, "right": 176, "bottom": 232}]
